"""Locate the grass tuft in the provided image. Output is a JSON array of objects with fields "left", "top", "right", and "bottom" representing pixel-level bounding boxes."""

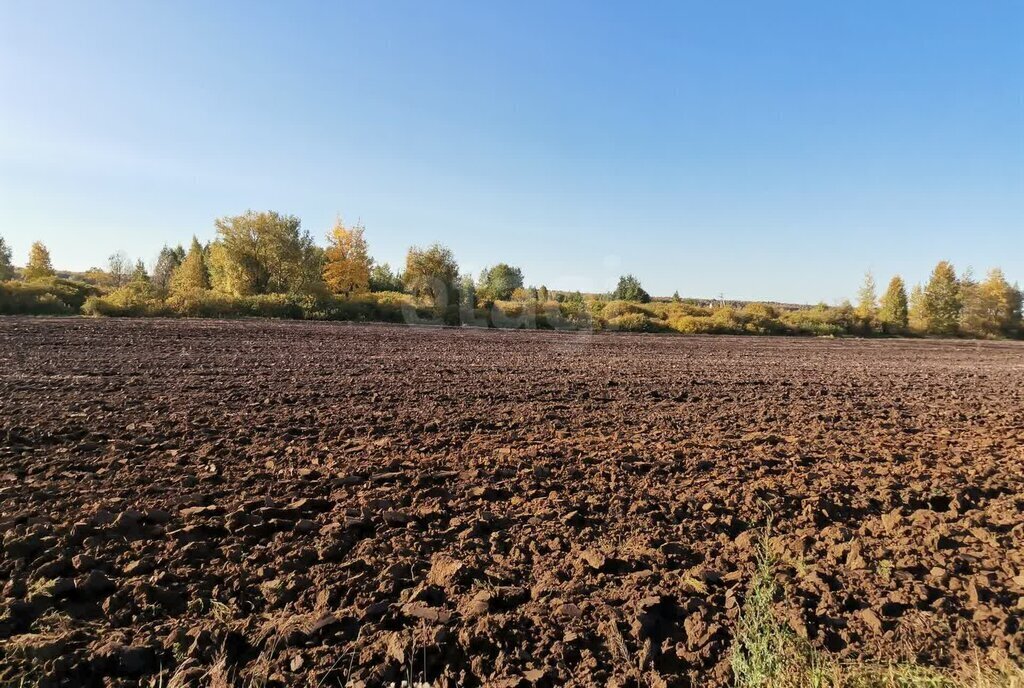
[
  {"left": 731, "top": 522, "right": 821, "bottom": 688},
  {"left": 730, "top": 526, "right": 1024, "bottom": 688}
]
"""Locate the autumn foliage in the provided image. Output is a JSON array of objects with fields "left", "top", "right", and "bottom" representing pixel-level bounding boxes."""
[
  {"left": 2, "top": 223, "right": 1022, "bottom": 340},
  {"left": 323, "top": 220, "right": 371, "bottom": 296}
]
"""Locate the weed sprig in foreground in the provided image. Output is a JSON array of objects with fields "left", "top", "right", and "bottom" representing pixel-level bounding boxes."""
[{"left": 731, "top": 528, "right": 1023, "bottom": 688}]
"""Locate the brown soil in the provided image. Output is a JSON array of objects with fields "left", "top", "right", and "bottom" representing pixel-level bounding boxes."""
[{"left": 1, "top": 318, "right": 1022, "bottom": 687}]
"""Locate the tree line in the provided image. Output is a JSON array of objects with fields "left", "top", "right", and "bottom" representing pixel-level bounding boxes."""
[
  {"left": 0, "top": 212, "right": 1020, "bottom": 339},
  {"left": 852, "top": 264, "right": 1021, "bottom": 339},
  {"left": 0, "top": 212, "right": 545, "bottom": 308}
]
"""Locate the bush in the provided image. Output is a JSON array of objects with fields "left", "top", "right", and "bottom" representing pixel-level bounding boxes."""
[
  {"left": 161, "top": 290, "right": 398, "bottom": 322},
  {"left": 662, "top": 303, "right": 862, "bottom": 337},
  {"left": 82, "top": 282, "right": 168, "bottom": 317},
  {"left": 666, "top": 302, "right": 712, "bottom": 318},
  {"left": 88, "top": 289, "right": 302, "bottom": 319},
  {"left": 557, "top": 300, "right": 592, "bottom": 328},
  {"left": 51, "top": 278, "right": 876, "bottom": 341},
  {"left": 634, "top": 302, "right": 678, "bottom": 321},
  {"left": 164, "top": 290, "right": 238, "bottom": 318},
  {"left": 669, "top": 314, "right": 727, "bottom": 334},
  {"left": 370, "top": 291, "right": 413, "bottom": 307},
  {"left": 0, "top": 278, "right": 99, "bottom": 315},
  {"left": 710, "top": 306, "right": 746, "bottom": 332},
  {"left": 494, "top": 301, "right": 525, "bottom": 319},
  {"left": 0, "top": 282, "right": 73, "bottom": 315},
  {"left": 245, "top": 294, "right": 304, "bottom": 319},
  {"left": 599, "top": 300, "right": 646, "bottom": 320},
  {"left": 780, "top": 305, "right": 854, "bottom": 337},
  {"left": 606, "top": 312, "right": 659, "bottom": 332},
  {"left": 741, "top": 303, "right": 786, "bottom": 335},
  {"left": 299, "top": 292, "right": 408, "bottom": 323},
  {"left": 41, "top": 278, "right": 100, "bottom": 310}
]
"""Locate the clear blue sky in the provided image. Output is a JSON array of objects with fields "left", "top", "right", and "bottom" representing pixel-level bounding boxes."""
[{"left": 1, "top": 1, "right": 1021, "bottom": 303}]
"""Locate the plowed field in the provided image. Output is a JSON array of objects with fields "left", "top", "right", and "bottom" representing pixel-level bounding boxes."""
[{"left": 1, "top": 318, "right": 1022, "bottom": 687}]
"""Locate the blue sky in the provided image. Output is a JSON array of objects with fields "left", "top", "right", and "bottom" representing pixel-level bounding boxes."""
[{"left": 1, "top": 1, "right": 1021, "bottom": 303}]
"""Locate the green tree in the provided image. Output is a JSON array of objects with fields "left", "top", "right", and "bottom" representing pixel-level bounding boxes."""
[
  {"left": 24, "top": 241, "right": 55, "bottom": 281},
  {"left": 213, "top": 210, "right": 320, "bottom": 294},
  {"left": 960, "top": 268, "right": 1022, "bottom": 338},
  {"left": 877, "top": 276, "right": 909, "bottom": 332},
  {"left": 152, "top": 245, "right": 183, "bottom": 292},
  {"left": 131, "top": 259, "right": 149, "bottom": 284},
  {"left": 80, "top": 267, "right": 108, "bottom": 285},
  {"left": 921, "top": 261, "right": 961, "bottom": 335},
  {"left": 460, "top": 275, "right": 477, "bottom": 310},
  {"left": 171, "top": 237, "right": 211, "bottom": 293},
  {"left": 404, "top": 243, "right": 460, "bottom": 304},
  {"left": 672, "top": 291, "right": 681, "bottom": 302},
  {"left": 538, "top": 285, "right": 549, "bottom": 302},
  {"left": 855, "top": 271, "right": 877, "bottom": 321},
  {"left": 0, "top": 235, "right": 13, "bottom": 281},
  {"left": 369, "top": 263, "right": 403, "bottom": 292},
  {"left": 612, "top": 274, "right": 650, "bottom": 303},
  {"left": 477, "top": 263, "right": 524, "bottom": 301}
]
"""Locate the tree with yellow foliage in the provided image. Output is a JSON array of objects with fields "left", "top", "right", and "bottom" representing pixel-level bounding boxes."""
[
  {"left": 921, "top": 261, "right": 961, "bottom": 335},
  {"left": 855, "top": 271, "right": 877, "bottom": 321},
  {"left": 877, "top": 275, "right": 909, "bottom": 333},
  {"left": 323, "top": 219, "right": 372, "bottom": 297},
  {"left": 24, "top": 241, "right": 56, "bottom": 281},
  {"left": 170, "top": 237, "right": 211, "bottom": 293},
  {"left": 960, "top": 268, "right": 1022, "bottom": 338}
]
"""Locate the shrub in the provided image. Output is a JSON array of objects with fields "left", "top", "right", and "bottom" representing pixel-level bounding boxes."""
[
  {"left": 669, "top": 314, "right": 726, "bottom": 334},
  {"left": 600, "top": 300, "right": 646, "bottom": 320},
  {"left": 662, "top": 302, "right": 712, "bottom": 319},
  {"left": 780, "top": 305, "right": 857, "bottom": 337},
  {"left": 0, "top": 282, "right": 73, "bottom": 315},
  {"left": 635, "top": 302, "right": 675, "bottom": 321},
  {"left": 487, "top": 301, "right": 538, "bottom": 329},
  {"left": 494, "top": 301, "right": 525, "bottom": 319},
  {"left": 82, "top": 282, "right": 168, "bottom": 317},
  {"left": 164, "top": 290, "right": 239, "bottom": 318},
  {"left": 741, "top": 303, "right": 787, "bottom": 335},
  {"left": 43, "top": 278, "right": 100, "bottom": 310},
  {"left": 711, "top": 306, "right": 746, "bottom": 333},
  {"left": 557, "top": 300, "right": 592, "bottom": 329},
  {"left": 302, "top": 293, "right": 409, "bottom": 323},
  {"left": 606, "top": 312, "right": 658, "bottom": 332},
  {"left": 370, "top": 291, "right": 414, "bottom": 307},
  {"left": 0, "top": 279, "right": 100, "bottom": 315},
  {"left": 244, "top": 294, "right": 304, "bottom": 319}
]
